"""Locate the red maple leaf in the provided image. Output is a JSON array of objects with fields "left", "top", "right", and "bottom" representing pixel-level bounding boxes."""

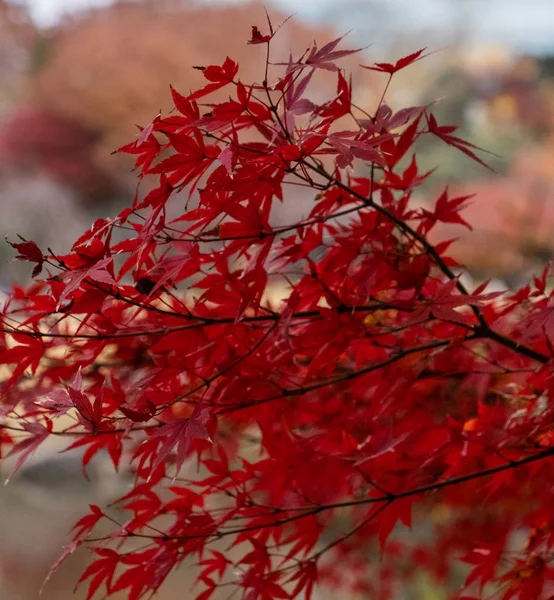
[
  {"left": 412, "top": 278, "right": 503, "bottom": 324},
  {"left": 362, "top": 48, "right": 428, "bottom": 74},
  {"left": 152, "top": 403, "right": 212, "bottom": 474},
  {"left": 7, "top": 235, "right": 45, "bottom": 277}
]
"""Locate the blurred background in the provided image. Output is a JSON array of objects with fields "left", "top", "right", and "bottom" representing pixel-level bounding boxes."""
[{"left": 0, "top": 0, "right": 553, "bottom": 597}]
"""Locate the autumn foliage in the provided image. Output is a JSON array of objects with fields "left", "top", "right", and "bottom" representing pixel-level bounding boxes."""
[{"left": 3, "top": 16, "right": 554, "bottom": 600}]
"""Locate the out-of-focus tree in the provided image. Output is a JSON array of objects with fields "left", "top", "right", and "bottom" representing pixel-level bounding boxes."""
[
  {"left": 432, "top": 141, "right": 554, "bottom": 284},
  {"left": 0, "top": 0, "right": 36, "bottom": 115},
  {"left": 0, "top": 105, "right": 123, "bottom": 204}
]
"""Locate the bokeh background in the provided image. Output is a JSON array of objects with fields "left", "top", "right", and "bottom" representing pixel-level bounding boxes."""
[{"left": 0, "top": 0, "right": 554, "bottom": 598}]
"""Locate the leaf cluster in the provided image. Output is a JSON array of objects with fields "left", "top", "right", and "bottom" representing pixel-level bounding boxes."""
[{"left": 3, "top": 15, "right": 554, "bottom": 600}]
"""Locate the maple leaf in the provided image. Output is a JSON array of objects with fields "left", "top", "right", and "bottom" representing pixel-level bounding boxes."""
[
  {"left": 248, "top": 25, "right": 272, "bottom": 45},
  {"left": 152, "top": 403, "right": 212, "bottom": 475},
  {"left": 66, "top": 433, "right": 123, "bottom": 475},
  {"left": 56, "top": 255, "right": 118, "bottom": 307},
  {"left": 187, "top": 57, "right": 239, "bottom": 101},
  {"left": 116, "top": 124, "right": 163, "bottom": 172},
  {"left": 419, "top": 188, "right": 474, "bottom": 231},
  {"left": 199, "top": 550, "right": 231, "bottom": 580},
  {"left": 276, "top": 34, "right": 365, "bottom": 73},
  {"left": 134, "top": 173, "right": 173, "bottom": 210},
  {"left": 426, "top": 112, "right": 495, "bottom": 170},
  {"left": 7, "top": 235, "right": 45, "bottom": 277},
  {"left": 0, "top": 335, "right": 46, "bottom": 384},
  {"left": 5, "top": 421, "right": 52, "bottom": 481},
  {"left": 150, "top": 131, "right": 220, "bottom": 188},
  {"left": 37, "top": 388, "right": 75, "bottom": 418},
  {"left": 36, "top": 368, "right": 83, "bottom": 417},
  {"left": 412, "top": 277, "right": 503, "bottom": 324},
  {"left": 138, "top": 242, "right": 200, "bottom": 295},
  {"left": 170, "top": 86, "right": 200, "bottom": 122},
  {"left": 247, "top": 12, "right": 293, "bottom": 45},
  {"left": 287, "top": 561, "right": 318, "bottom": 600},
  {"left": 68, "top": 386, "right": 106, "bottom": 431},
  {"left": 361, "top": 47, "right": 427, "bottom": 74},
  {"left": 316, "top": 71, "right": 352, "bottom": 121},
  {"left": 521, "top": 301, "right": 554, "bottom": 343},
  {"left": 78, "top": 548, "right": 120, "bottom": 600},
  {"left": 119, "top": 399, "right": 156, "bottom": 423},
  {"left": 326, "top": 130, "right": 389, "bottom": 168},
  {"left": 461, "top": 541, "right": 506, "bottom": 592}
]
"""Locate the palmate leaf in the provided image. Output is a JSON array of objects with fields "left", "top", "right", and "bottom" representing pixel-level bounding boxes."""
[
  {"left": 56, "top": 255, "right": 117, "bottom": 306},
  {"left": 411, "top": 277, "right": 504, "bottom": 324},
  {"left": 362, "top": 48, "right": 428, "bottom": 74},
  {"left": 275, "top": 33, "right": 366, "bottom": 73},
  {"left": 426, "top": 112, "right": 496, "bottom": 170},
  {"left": 5, "top": 421, "right": 52, "bottom": 482},
  {"left": 151, "top": 403, "right": 212, "bottom": 475},
  {"left": 7, "top": 235, "right": 45, "bottom": 277}
]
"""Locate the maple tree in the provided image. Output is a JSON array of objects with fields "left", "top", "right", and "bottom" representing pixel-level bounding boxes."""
[{"left": 3, "top": 16, "right": 554, "bottom": 600}]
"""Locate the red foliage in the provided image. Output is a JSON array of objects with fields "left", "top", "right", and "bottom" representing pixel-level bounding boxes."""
[{"left": 3, "top": 20, "right": 554, "bottom": 600}]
